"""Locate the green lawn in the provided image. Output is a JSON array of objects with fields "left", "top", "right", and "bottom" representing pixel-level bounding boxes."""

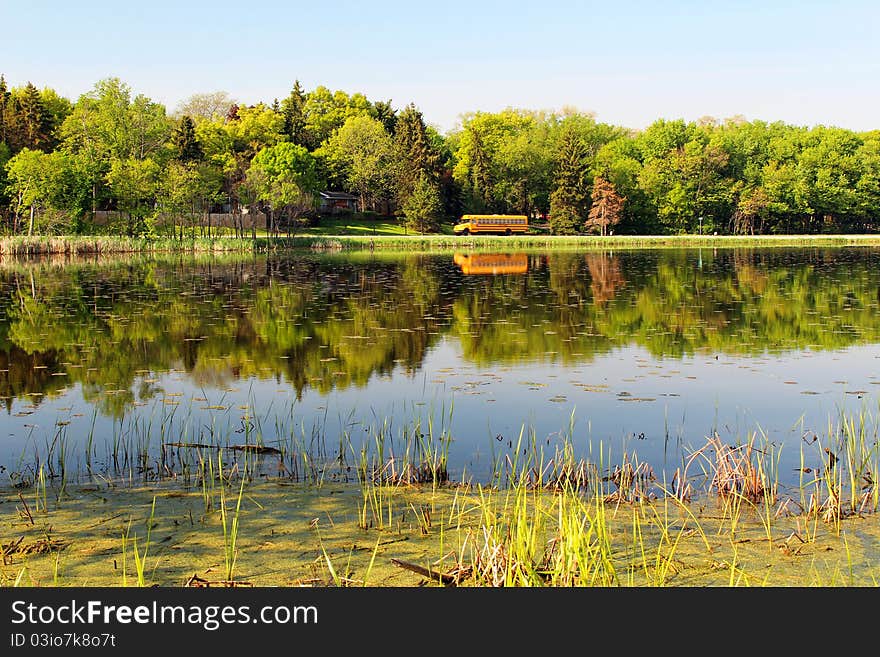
[{"left": 300, "top": 217, "right": 456, "bottom": 236}]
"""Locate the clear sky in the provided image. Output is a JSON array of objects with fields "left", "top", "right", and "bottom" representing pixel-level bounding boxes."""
[{"left": 2, "top": 0, "right": 878, "bottom": 133}]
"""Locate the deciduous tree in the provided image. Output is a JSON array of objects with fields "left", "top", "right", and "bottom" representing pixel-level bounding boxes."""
[
  {"left": 246, "top": 142, "right": 319, "bottom": 235},
  {"left": 105, "top": 157, "right": 160, "bottom": 236},
  {"left": 319, "top": 115, "right": 395, "bottom": 213},
  {"left": 175, "top": 91, "right": 236, "bottom": 123}
]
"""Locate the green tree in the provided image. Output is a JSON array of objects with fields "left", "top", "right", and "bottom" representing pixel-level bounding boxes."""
[
  {"left": 224, "top": 102, "right": 285, "bottom": 159},
  {"left": 0, "top": 75, "right": 9, "bottom": 146},
  {"left": 302, "top": 86, "right": 375, "bottom": 150},
  {"left": 55, "top": 77, "right": 169, "bottom": 227},
  {"left": 105, "top": 157, "right": 160, "bottom": 236},
  {"left": 281, "top": 80, "right": 307, "bottom": 146},
  {"left": 6, "top": 83, "right": 53, "bottom": 152},
  {"left": 594, "top": 137, "right": 653, "bottom": 233},
  {"left": 393, "top": 103, "right": 440, "bottom": 210},
  {"left": 463, "top": 126, "right": 493, "bottom": 210},
  {"left": 402, "top": 173, "right": 442, "bottom": 233},
  {"left": 319, "top": 115, "right": 395, "bottom": 213},
  {"left": 0, "top": 141, "right": 9, "bottom": 210},
  {"left": 549, "top": 128, "right": 589, "bottom": 234},
  {"left": 38, "top": 87, "right": 73, "bottom": 140},
  {"left": 637, "top": 121, "right": 730, "bottom": 233},
  {"left": 496, "top": 116, "right": 553, "bottom": 216},
  {"left": 246, "top": 142, "right": 319, "bottom": 235},
  {"left": 5, "top": 148, "right": 81, "bottom": 235},
  {"left": 155, "top": 161, "right": 215, "bottom": 238},
  {"left": 373, "top": 99, "right": 397, "bottom": 135},
  {"left": 855, "top": 132, "right": 880, "bottom": 228},
  {"left": 173, "top": 115, "right": 203, "bottom": 162},
  {"left": 794, "top": 127, "right": 864, "bottom": 232},
  {"left": 451, "top": 109, "right": 548, "bottom": 214},
  {"left": 60, "top": 78, "right": 170, "bottom": 162}
]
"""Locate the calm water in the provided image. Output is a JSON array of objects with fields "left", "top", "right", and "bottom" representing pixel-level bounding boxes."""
[{"left": 1, "top": 247, "right": 879, "bottom": 489}]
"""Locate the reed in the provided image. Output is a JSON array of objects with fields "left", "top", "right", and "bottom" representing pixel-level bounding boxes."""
[
  {"left": 121, "top": 496, "right": 156, "bottom": 587},
  {"left": 0, "top": 235, "right": 257, "bottom": 256},
  {"left": 218, "top": 451, "right": 246, "bottom": 582},
  {"left": 34, "top": 464, "right": 47, "bottom": 514}
]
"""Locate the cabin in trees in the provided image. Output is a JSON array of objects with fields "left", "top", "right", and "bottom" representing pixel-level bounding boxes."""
[{"left": 319, "top": 191, "right": 360, "bottom": 214}]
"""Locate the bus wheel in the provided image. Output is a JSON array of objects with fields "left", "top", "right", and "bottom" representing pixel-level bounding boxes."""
[
  {"left": 461, "top": 229, "right": 469, "bottom": 236},
  {"left": 505, "top": 228, "right": 511, "bottom": 236}
]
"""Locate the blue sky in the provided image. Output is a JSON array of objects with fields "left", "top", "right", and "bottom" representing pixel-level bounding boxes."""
[{"left": 2, "top": 1, "right": 878, "bottom": 133}]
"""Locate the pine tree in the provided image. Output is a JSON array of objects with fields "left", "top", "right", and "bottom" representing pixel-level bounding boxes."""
[
  {"left": 468, "top": 128, "right": 492, "bottom": 211},
  {"left": 0, "top": 75, "right": 8, "bottom": 145},
  {"left": 9, "top": 82, "right": 52, "bottom": 152},
  {"left": 402, "top": 173, "right": 442, "bottom": 233},
  {"left": 549, "top": 128, "right": 589, "bottom": 234},
  {"left": 374, "top": 99, "right": 397, "bottom": 135},
  {"left": 585, "top": 177, "right": 625, "bottom": 235},
  {"left": 394, "top": 103, "right": 440, "bottom": 209},
  {"left": 281, "top": 80, "right": 306, "bottom": 146},
  {"left": 173, "top": 115, "right": 203, "bottom": 162}
]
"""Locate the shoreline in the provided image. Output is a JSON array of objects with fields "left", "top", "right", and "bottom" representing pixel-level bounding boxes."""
[{"left": 2, "top": 233, "right": 880, "bottom": 257}]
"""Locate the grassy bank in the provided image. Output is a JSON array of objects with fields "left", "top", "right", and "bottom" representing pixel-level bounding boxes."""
[
  {"left": 300, "top": 233, "right": 880, "bottom": 252},
  {"left": 0, "top": 235, "right": 260, "bottom": 256},
  {"left": 2, "top": 406, "right": 879, "bottom": 587},
  {"left": 4, "top": 233, "right": 880, "bottom": 257}
]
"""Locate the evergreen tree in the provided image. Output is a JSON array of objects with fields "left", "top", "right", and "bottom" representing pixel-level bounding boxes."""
[
  {"left": 468, "top": 128, "right": 493, "bottom": 211},
  {"left": 0, "top": 75, "right": 9, "bottom": 145},
  {"left": 440, "top": 169, "right": 464, "bottom": 223},
  {"left": 585, "top": 176, "right": 625, "bottom": 235},
  {"left": 281, "top": 80, "right": 307, "bottom": 146},
  {"left": 394, "top": 103, "right": 440, "bottom": 210},
  {"left": 402, "top": 173, "right": 442, "bottom": 233},
  {"left": 374, "top": 99, "right": 397, "bottom": 134},
  {"left": 173, "top": 115, "right": 203, "bottom": 162},
  {"left": 549, "top": 128, "right": 589, "bottom": 234},
  {"left": 9, "top": 82, "right": 53, "bottom": 152}
]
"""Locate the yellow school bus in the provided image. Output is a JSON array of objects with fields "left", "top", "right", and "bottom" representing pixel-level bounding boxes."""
[
  {"left": 452, "top": 214, "right": 529, "bottom": 235},
  {"left": 453, "top": 252, "right": 528, "bottom": 275}
]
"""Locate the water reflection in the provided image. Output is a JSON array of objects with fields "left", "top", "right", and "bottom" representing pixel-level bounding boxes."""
[
  {"left": 0, "top": 248, "right": 879, "bottom": 414},
  {"left": 454, "top": 252, "right": 528, "bottom": 275}
]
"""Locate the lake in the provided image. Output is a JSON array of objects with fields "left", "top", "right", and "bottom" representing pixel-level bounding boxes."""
[{"left": 1, "top": 247, "right": 879, "bottom": 494}]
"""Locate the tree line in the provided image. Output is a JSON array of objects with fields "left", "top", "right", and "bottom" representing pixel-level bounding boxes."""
[{"left": 1, "top": 74, "right": 879, "bottom": 237}]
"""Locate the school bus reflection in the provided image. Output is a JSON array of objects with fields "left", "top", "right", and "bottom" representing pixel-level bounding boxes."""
[{"left": 453, "top": 252, "right": 528, "bottom": 275}]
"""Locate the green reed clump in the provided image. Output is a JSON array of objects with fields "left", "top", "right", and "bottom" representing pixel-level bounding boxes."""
[
  {"left": 795, "top": 407, "right": 880, "bottom": 531},
  {"left": 121, "top": 496, "right": 157, "bottom": 587},
  {"left": 218, "top": 450, "right": 246, "bottom": 583},
  {"left": 445, "top": 477, "right": 695, "bottom": 587},
  {"left": 353, "top": 409, "right": 453, "bottom": 488},
  {"left": 0, "top": 235, "right": 257, "bottom": 257}
]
